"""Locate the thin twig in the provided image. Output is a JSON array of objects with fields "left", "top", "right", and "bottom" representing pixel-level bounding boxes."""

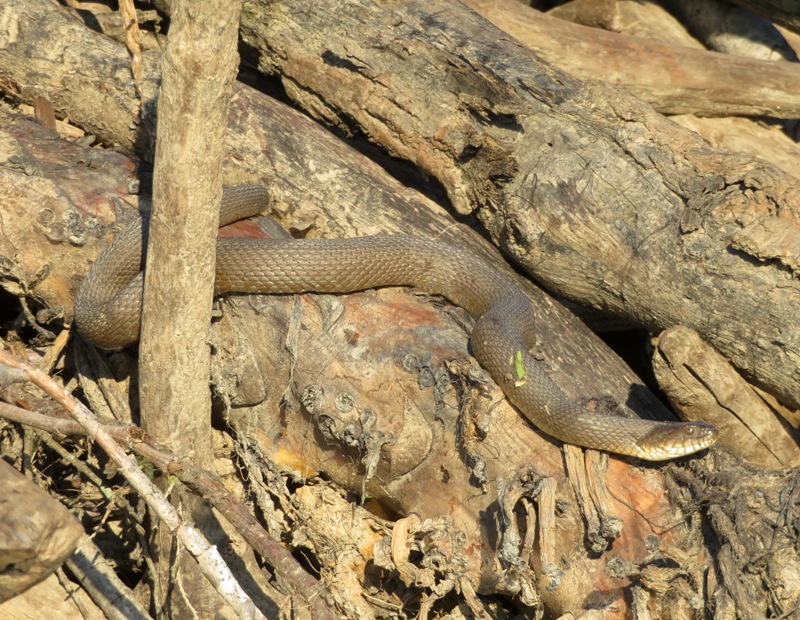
[
  {"left": 0, "top": 393, "right": 336, "bottom": 618},
  {"left": 65, "top": 535, "right": 151, "bottom": 620},
  {"left": 0, "top": 350, "right": 268, "bottom": 620}
]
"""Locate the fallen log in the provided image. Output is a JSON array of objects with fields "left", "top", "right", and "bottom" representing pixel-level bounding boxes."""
[
  {"left": 537, "top": 1, "right": 800, "bottom": 187},
  {"left": 653, "top": 325, "right": 800, "bottom": 469},
  {"left": 660, "top": 0, "right": 798, "bottom": 60},
  {"left": 4, "top": 1, "right": 799, "bottom": 412},
  {"left": 0, "top": 105, "right": 709, "bottom": 616},
  {"left": 465, "top": 0, "right": 800, "bottom": 117}
]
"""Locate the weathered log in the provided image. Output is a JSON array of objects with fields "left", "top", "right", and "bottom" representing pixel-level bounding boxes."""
[
  {"left": 550, "top": 0, "right": 707, "bottom": 48},
  {"left": 0, "top": 0, "right": 666, "bottom": 425},
  {"left": 139, "top": 4, "right": 249, "bottom": 614},
  {"left": 544, "top": 1, "right": 800, "bottom": 181},
  {"left": 669, "top": 114, "right": 800, "bottom": 188},
  {"left": 237, "top": 0, "right": 800, "bottom": 413},
  {"left": 0, "top": 21, "right": 712, "bottom": 620},
  {"left": 4, "top": 0, "right": 800, "bottom": 418},
  {"left": 546, "top": 0, "right": 800, "bottom": 180},
  {"left": 0, "top": 572, "right": 104, "bottom": 620},
  {"left": 138, "top": 0, "right": 242, "bottom": 463},
  {"left": 653, "top": 325, "right": 800, "bottom": 469},
  {"left": 467, "top": 0, "right": 800, "bottom": 117},
  {"left": 0, "top": 459, "right": 83, "bottom": 603}
]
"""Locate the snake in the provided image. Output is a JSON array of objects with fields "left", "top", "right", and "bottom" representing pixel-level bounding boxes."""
[{"left": 74, "top": 184, "right": 718, "bottom": 460}]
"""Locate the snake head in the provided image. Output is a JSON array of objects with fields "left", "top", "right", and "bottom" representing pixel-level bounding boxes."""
[{"left": 638, "top": 421, "right": 719, "bottom": 460}]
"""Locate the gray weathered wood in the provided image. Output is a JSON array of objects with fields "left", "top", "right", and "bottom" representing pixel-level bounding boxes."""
[
  {"left": 467, "top": 0, "right": 800, "bottom": 114},
  {"left": 139, "top": 0, "right": 242, "bottom": 464}
]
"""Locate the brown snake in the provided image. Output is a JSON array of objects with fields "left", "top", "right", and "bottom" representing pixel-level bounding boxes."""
[{"left": 75, "top": 185, "right": 718, "bottom": 460}]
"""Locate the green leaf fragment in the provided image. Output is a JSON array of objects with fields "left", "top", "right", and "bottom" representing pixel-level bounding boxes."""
[{"left": 509, "top": 350, "right": 526, "bottom": 387}]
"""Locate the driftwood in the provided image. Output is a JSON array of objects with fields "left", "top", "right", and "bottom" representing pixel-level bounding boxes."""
[
  {"left": 544, "top": 1, "right": 800, "bottom": 181},
  {"left": 18, "top": 0, "right": 793, "bottom": 414},
  {"left": 138, "top": 0, "right": 242, "bottom": 463},
  {"left": 0, "top": 0, "right": 799, "bottom": 617},
  {"left": 0, "top": 73, "right": 691, "bottom": 617},
  {"left": 669, "top": 114, "right": 800, "bottom": 179},
  {"left": 550, "top": 0, "right": 708, "bottom": 48},
  {"left": 653, "top": 325, "right": 800, "bottom": 469},
  {"left": 12, "top": 105, "right": 786, "bottom": 616},
  {"left": 0, "top": 375, "right": 331, "bottom": 619},
  {"left": 0, "top": 1, "right": 668, "bottom": 422},
  {"left": 0, "top": 351, "right": 270, "bottom": 620},
  {"left": 0, "top": 571, "right": 105, "bottom": 620}
]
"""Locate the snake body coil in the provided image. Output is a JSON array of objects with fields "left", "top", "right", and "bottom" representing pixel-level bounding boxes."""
[{"left": 75, "top": 185, "right": 718, "bottom": 460}]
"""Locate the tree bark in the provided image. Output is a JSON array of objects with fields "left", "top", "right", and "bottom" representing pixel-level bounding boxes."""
[
  {"left": 136, "top": 1, "right": 244, "bottom": 616},
  {"left": 0, "top": 0, "right": 665, "bottom": 420},
  {"left": 140, "top": 0, "right": 241, "bottom": 465},
  {"left": 0, "top": 106, "right": 708, "bottom": 617}
]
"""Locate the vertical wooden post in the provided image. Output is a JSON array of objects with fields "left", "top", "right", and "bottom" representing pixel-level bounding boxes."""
[{"left": 139, "top": 1, "right": 242, "bottom": 467}]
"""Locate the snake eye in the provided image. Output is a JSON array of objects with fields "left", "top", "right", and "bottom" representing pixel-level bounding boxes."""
[{"left": 685, "top": 426, "right": 696, "bottom": 436}]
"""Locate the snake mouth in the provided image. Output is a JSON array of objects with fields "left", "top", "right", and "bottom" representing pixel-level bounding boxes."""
[{"left": 638, "top": 421, "right": 719, "bottom": 460}]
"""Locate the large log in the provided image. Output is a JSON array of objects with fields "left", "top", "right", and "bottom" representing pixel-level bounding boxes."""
[
  {"left": 0, "top": 106, "right": 701, "bottom": 616},
  {"left": 4, "top": 1, "right": 799, "bottom": 414},
  {"left": 237, "top": 0, "right": 800, "bottom": 412},
  {"left": 0, "top": 0, "right": 666, "bottom": 427}
]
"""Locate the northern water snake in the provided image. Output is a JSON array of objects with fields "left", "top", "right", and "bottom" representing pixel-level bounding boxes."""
[{"left": 74, "top": 184, "right": 718, "bottom": 460}]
